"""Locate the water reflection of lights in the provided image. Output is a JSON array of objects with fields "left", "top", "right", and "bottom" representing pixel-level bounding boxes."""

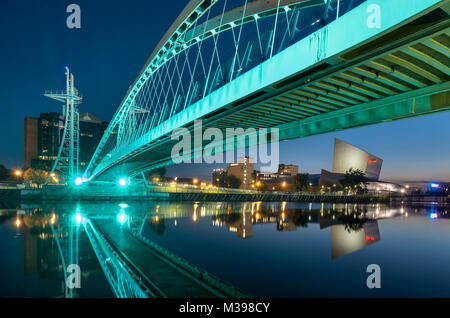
[
  {"left": 118, "top": 212, "right": 127, "bottom": 224},
  {"left": 193, "top": 203, "right": 199, "bottom": 222},
  {"left": 429, "top": 213, "right": 438, "bottom": 220},
  {"left": 50, "top": 214, "right": 56, "bottom": 225}
]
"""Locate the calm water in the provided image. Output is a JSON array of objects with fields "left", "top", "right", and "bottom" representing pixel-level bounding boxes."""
[{"left": 0, "top": 200, "right": 449, "bottom": 297}]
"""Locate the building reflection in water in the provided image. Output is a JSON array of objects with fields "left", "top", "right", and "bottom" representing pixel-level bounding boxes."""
[
  {"left": 14, "top": 205, "right": 111, "bottom": 297},
  {"left": 98, "top": 201, "right": 420, "bottom": 259},
  {"left": 29, "top": 201, "right": 447, "bottom": 267},
  {"left": 208, "top": 201, "right": 385, "bottom": 258},
  {"left": 23, "top": 212, "right": 61, "bottom": 281}
]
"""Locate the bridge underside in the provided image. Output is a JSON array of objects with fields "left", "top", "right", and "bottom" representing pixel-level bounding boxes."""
[{"left": 92, "top": 1, "right": 450, "bottom": 181}]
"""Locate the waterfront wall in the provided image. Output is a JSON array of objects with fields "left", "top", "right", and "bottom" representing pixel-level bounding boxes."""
[
  {"left": 18, "top": 185, "right": 385, "bottom": 203},
  {"left": 0, "top": 189, "right": 20, "bottom": 201}
]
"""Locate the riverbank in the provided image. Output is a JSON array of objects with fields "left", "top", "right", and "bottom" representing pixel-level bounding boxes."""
[
  {"left": 16, "top": 185, "right": 384, "bottom": 203},
  {"left": 2, "top": 185, "right": 448, "bottom": 205}
]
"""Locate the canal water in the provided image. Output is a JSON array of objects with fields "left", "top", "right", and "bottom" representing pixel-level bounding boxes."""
[{"left": 0, "top": 201, "right": 449, "bottom": 298}]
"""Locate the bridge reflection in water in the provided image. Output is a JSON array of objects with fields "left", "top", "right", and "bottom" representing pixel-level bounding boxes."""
[{"left": 9, "top": 201, "right": 440, "bottom": 298}]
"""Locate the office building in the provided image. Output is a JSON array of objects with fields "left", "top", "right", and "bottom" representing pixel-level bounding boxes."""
[
  {"left": 24, "top": 112, "right": 107, "bottom": 172},
  {"left": 227, "top": 157, "right": 255, "bottom": 189}
]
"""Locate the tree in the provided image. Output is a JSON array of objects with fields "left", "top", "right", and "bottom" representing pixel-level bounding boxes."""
[
  {"left": 214, "top": 170, "right": 228, "bottom": 187},
  {"left": 0, "top": 164, "right": 14, "bottom": 182},
  {"left": 292, "top": 173, "right": 309, "bottom": 192},
  {"left": 341, "top": 168, "right": 367, "bottom": 194},
  {"left": 225, "top": 175, "right": 241, "bottom": 189},
  {"left": 23, "top": 168, "right": 49, "bottom": 185},
  {"left": 148, "top": 167, "right": 166, "bottom": 181}
]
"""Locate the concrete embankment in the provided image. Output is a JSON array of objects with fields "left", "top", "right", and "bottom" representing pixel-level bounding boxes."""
[
  {"left": 18, "top": 184, "right": 385, "bottom": 203},
  {"left": 20, "top": 185, "right": 170, "bottom": 201},
  {"left": 0, "top": 188, "right": 20, "bottom": 201}
]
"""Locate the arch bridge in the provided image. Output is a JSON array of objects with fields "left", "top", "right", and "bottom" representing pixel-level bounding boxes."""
[{"left": 84, "top": 0, "right": 450, "bottom": 182}]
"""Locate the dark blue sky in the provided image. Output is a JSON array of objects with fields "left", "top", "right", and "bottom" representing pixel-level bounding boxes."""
[{"left": 0, "top": 0, "right": 448, "bottom": 182}]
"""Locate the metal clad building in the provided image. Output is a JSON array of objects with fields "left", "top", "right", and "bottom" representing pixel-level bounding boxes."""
[{"left": 332, "top": 138, "right": 383, "bottom": 180}]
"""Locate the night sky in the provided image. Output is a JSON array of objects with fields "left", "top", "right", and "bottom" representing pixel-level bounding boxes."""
[{"left": 0, "top": 0, "right": 449, "bottom": 182}]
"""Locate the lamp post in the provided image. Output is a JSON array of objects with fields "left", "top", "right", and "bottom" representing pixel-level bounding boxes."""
[{"left": 14, "top": 170, "right": 23, "bottom": 184}]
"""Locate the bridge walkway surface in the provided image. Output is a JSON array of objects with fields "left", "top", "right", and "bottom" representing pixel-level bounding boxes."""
[{"left": 93, "top": 219, "right": 247, "bottom": 298}]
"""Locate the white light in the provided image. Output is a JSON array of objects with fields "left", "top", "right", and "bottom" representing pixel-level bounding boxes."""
[
  {"left": 118, "top": 213, "right": 127, "bottom": 224},
  {"left": 118, "top": 203, "right": 129, "bottom": 208},
  {"left": 75, "top": 213, "right": 82, "bottom": 224},
  {"left": 118, "top": 178, "right": 128, "bottom": 187},
  {"left": 74, "top": 177, "right": 83, "bottom": 186}
]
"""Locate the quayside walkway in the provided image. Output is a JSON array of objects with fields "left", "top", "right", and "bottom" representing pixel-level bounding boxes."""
[{"left": 93, "top": 219, "right": 247, "bottom": 298}]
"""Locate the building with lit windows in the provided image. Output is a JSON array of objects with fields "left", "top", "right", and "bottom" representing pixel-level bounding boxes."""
[
  {"left": 278, "top": 164, "right": 299, "bottom": 177},
  {"left": 31, "top": 112, "right": 65, "bottom": 171},
  {"left": 227, "top": 157, "right": 255, "bottom": 189},
  {"left": 24, "top": 112, "right": 108, "bottom": 172}
]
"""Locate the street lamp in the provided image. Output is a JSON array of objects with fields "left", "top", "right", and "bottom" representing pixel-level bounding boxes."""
[{"left": 14, "top": 170, "right": 22, "bottom": 177}]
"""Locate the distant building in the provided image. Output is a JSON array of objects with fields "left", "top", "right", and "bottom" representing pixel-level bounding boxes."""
[
  {"left": 278, "top": 164, "right": 299, "bottom": 177},
  {"left": 227, "top": 157, "right": 255, "bottom": 189},
  {"left": 212, "top": 169, "right": 227, "bottom": 187},
  {"left": 214, "top": 160, "right": 300, "bottom": 190},
  {"left": 319, "top": 138, "right": 407, "bottom": 194},
  {"left": 332, "top": 138, "right": 383, "bottom": 180},
  {"left": 31, "top": 112, "right": 65, "bottom": 171},
  {"left": 24, "top": 112, "right": 107, "bottom": 172},
  {"left": 255, "top": 163, "right": 300, "bottom": 190},
  {"left": 256, "top": 164, "right": 299, "bottom": 181},
  {"left": 79, "top": 113, "right": 106, "bottom": 168},
  {"left": 24, "top": 117, "right": 38, "bottom": 169}
]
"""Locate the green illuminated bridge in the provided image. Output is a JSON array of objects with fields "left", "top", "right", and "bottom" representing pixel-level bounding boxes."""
[{"left": 83, "top": 0, "right": 449, "bottom": 182}]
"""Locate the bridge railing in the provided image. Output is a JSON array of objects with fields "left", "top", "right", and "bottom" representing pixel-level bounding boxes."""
[{"left": 83, "top": 219, "right": 152, "bottom": 298}]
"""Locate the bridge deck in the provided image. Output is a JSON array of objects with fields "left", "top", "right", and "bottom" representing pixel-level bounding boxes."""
[{"left": 95, "top": 219, "right": 245, "bottom": 298}]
